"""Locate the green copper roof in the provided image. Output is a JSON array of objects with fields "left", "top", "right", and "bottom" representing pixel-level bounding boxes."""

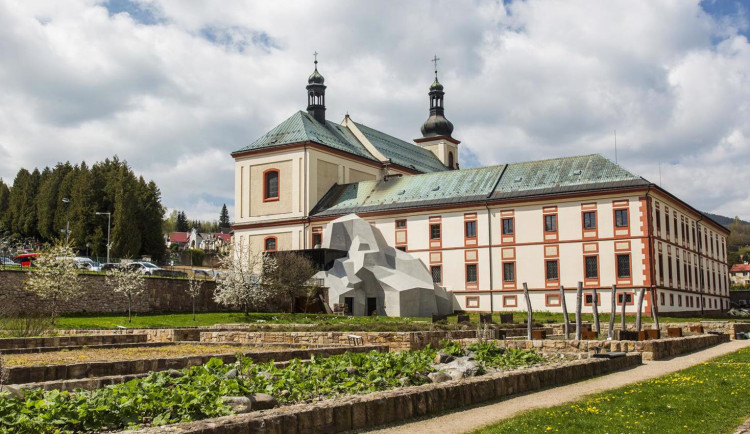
[
  {"left": 233, "top": 111, "right": 448, "bottom": 174},
  {"left": 311, "top": 154, "right": 650, "bottom": 217},
  {"left": 232, "top": 111, "right": 375, "bottom": 160},
  {"left": 491, "top": 154, "right": 648, "bottom": 199},
  {"left": 354, "top": 122, "right": 448, "bottom": 173},
  {"left": 311, "top": 165, "right": 505, "bottom": 216}
]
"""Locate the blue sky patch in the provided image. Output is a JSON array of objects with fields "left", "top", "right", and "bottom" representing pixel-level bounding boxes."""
[
  {"left": 103, "top": 0, "right": 165, "bottom": 25},
  {"left": 199, "top": 25, "right": 278, "bottom": 53},
  {"left": 701, "top": 0, "right": 749, "bottom": 40}
]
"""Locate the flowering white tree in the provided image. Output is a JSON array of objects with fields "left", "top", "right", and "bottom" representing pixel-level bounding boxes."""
[
  {"left": 24, "top": 243, "right": 81, "bottom": 325},
  {"left": 213, "top": 242, "right": 271, "bottom": 315},
  {"left": 186, "top": 275, "right": 204, "bottom": 321},
  {"left": 106, "top": 267, "right": 146, "bottom": 323}
]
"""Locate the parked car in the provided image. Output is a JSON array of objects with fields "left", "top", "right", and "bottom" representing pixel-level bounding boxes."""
[
  {"left": 74, "top": 257, "right": 101, "bottom": 272},
  {"left": 0, "top": 256, "right": 14, "bottom": 265},
  {"left": 13, "top": 253, "right": 39, "bottom": 267},
  {"left": 101, "top": 263, "right": 121, "bottom": 272},
  {"left": 126, "top": 261, "right": 163, "bottom": 275}
]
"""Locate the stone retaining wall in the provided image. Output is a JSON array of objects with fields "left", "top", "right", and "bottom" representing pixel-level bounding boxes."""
[
  {"left": 56, "top": 328, "right": 197, "bottom": 343},
  {"left": 0, "top": 333, "right": 147, "bottom": 350},
  {"left": 497, "top": 334, "right": 729, "bottom": 360},
  {"left": 199, "top": 330, "right": 478, "bottom": 351},
  {"left": 549, "top": 321, "right": 750, "bottom": 339},
  {"left": 125, "top": 354, "right": 642, "bottom": 434},
  {"left": 6, "top": 345, "right": 388, "bottom": 385},
  {"left": 0, "top": 269, "right": 220, "bottom": 314}
]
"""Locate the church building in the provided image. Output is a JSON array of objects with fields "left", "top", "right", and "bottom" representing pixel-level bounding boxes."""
[{"left": 231, "top": 59, "right": 730, "bottom": 316}]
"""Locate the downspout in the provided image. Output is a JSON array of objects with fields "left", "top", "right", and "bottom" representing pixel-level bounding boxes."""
[
  {"left": 697, "top": 214, "right": 705, "bottom": 316},
  {"left": 303, "top": 143, "right": 309, "bottom": 250},
  {"left": 645, "top": 185, "right": 656, "bottom": 314},
  {"left": 485, "top": 164, "right": 509, "bottom": 314}
]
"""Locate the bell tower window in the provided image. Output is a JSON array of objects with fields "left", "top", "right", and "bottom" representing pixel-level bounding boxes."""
[
  {"left": 448, "top": 151, "right": 454, "bottom": 169},
  {"left": 263, "top": 169, "right": 279, "bottom": 202}
]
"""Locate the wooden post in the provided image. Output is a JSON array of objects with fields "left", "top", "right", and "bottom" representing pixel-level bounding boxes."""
[
  {"left": 523, "top": 282, "right": 532, "bottom": 340},
  {"left": 560, "top": 285, "right": 569, "bottom": 339},
  {"left": 620, "top": 287, "right": 627, "bottom": 332},
  {"left": 608, "top": 284, "right": 617, "bottom": 340},
  {"left": 575, "top": 282, "right": 583, "bottom": 340},
  {"left": 635, "top": 288, "right": 645, "bottom": 331},
  {"left": 650, "top": 289, "right": 660, "bottom": 331},
  {"left": 592, "top": 287, "right": 600, "bottom": 335}
]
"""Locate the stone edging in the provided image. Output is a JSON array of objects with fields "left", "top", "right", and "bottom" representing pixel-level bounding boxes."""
[{"left": 123, "top": 354, "right": 642, "bottom": 434}]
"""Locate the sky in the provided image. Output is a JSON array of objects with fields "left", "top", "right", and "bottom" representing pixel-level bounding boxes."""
[{"left": 1, "top": 0, "right": 749, "bottom": 222}]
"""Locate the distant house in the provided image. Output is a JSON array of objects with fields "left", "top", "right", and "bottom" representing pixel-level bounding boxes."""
[
  {"left": 730, "top": 263, "right": 750, "bottom": 286},
  {"left": 168, "top": 232, "right": 190, "bottom": 249}
]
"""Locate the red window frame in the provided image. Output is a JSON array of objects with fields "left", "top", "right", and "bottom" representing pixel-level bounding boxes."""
[{"left": 263, "top": 236, "right": 277, "bottom": 252}]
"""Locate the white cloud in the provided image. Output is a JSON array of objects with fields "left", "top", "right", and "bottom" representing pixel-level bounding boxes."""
[{"left": 0, "top": 0, "right": 749, "bottom": 220}]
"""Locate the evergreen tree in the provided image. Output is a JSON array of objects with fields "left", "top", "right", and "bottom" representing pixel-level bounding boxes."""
[
  {"left": 68, "top": 163, "right": 97, "bottom": 254},
  {"left": 219, "top": 204, "right": 230, "bottom": 229},
  {"left": 110, "top": 166, "right": 141, "bottom": 258},
  {"left": 0, "top": 179, "right": 9, "bottom": 232},
  {"left": 176, "top": 211, "right": 189, "bottom": 232},
  {"left": 7, "top": 168, "right": 40, "bottom": 238},
  {"left": 137, "top": 178, "right": 166, "bottom": 261}
]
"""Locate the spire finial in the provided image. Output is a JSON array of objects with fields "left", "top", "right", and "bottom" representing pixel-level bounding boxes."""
[
  {"left": 431, "top": 54, "right": 440, "bottom": 78},
  {"left": 313, "top": 51, "right": 319, "bottom": 67}
]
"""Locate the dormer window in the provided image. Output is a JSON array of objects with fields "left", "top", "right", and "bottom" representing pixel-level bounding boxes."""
[{"left": 264, "top": 169, "right": 279, "bottom": 201}]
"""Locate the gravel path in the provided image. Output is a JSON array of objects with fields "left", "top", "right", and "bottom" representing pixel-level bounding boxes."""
[{"left": 364, "top": 340, "right": 750, "bottom": 434}]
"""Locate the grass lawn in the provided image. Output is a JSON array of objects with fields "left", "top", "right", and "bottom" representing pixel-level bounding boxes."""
[
  {"left": 474, "top": 347, "right": 750, "bottom": 434},
  {"left": 49, "top": 310, "right": 744, "bottom": 330}
]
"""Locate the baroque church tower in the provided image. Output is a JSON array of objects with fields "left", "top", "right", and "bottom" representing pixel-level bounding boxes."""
[{"left": 414, "top": 57, "right": 460, "bottom": 170}]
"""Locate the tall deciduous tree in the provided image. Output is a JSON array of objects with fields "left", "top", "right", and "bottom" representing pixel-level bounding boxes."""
[
  {"left": 219, "top": 204, "right": 230, "bottom": 229},
  {"left": 24, "top": 243, "right": 81, "bottom": 325}
]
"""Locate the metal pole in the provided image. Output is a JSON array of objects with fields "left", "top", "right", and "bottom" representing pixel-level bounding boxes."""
[
  {"left": 523, "top": 282, "right": 532, "bottom": 340},
  {"left": 106, "top": 213, "right": 111, "bottom": 264},
  {"left": 608, "top": 284, "right": 617, "bottom": 340},
  {"left": 592, "top": 287, "right": 600, "bottom": 335},
  {"left": 575, "top": 282, "right": 582, "bottom": 340},
  {"left": 635, "top": 288, "right": 645, "bottom": 331},
  {"left": 560, "top": 285, "right": 569, "bottom": 339}
]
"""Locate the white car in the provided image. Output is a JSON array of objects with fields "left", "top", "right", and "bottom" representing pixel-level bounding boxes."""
[
  {"left": 74, "top": 257, "right": 101, "bottom": 272},
  {"left": 127, "top": 261, "right": 163, "bottom": 275}
]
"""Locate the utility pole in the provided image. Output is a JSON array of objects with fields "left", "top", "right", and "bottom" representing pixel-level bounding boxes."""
[{"left": 96, "top": 212, "right": 111, "bottom": 264}]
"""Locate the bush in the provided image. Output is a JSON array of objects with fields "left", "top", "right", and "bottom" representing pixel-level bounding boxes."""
[
  {"left": 0, "top": 311, "right": 51, "bottom": 337},
  {"left": 188, "top": 248, "right": 204, "bottom": 266}
]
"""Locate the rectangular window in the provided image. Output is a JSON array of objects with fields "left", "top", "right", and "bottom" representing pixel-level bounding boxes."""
[
  {"left": 503, "top": 262, "right": 515, "bottom": 282},
  {"left": 430, "top": 224, "right": 441, "bottom": 240},
  {"left": 312, "top": 233, "right": 322, "bottom": 247},
  {"left": 546, "top": 260, "right": 559, "bottom": 280},
  {"left": 465, "top": 221, "right": 477, "bottom": 238},
  {"left": 466, "top": 264, "right": 478, "bottom": 283},
  {"left": 502, "top": 218, "right": 514, "bottom": 235},
  {"left": 615, "top": 209, "right": 629, "bottom": 228},
  {"left": 678, "top": 295, "right": 682, "bottom": 307},
  {"left": 395, "top": 219, "right": 406, "bottom": 229},
  {"left": 583, "top": 211, "right": 597, "bottom": 229},
  {"left": 431, "top": 265, "right": 442, "bottom": 284},
  {"left": 585, "top": 256, "right": 598, "bottom": 279},
  {"left": 665, "top": 215, "right": 671, "bottom": 236},
  {"left": 658, "top": 253, "right": 664, "bottom": 283},
  {"left": 660, "top": 292, "right": 665, "bottom": 306},
  {"left": 544, "top": 214, "right": 557, "bottom": 232},
  {"left": 617, "top": 254, "right": 631, "bottom": 278},
  {"left": 585, "top": 294, "right": 597, "bottom": 304},
  {"left": 656, "top": 210, "right": 661, "bottom": 231},
  {"left": 676, "top": 259, "right": 681, "bottom": 286},
  {"left": 618, "top": 293, "right": 633, "bottom": 303},
  {"left": 670, "top": 294, "right": 674, "bottom": 306}
]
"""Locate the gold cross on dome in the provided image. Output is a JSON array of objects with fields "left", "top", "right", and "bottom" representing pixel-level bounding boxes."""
[
  {"left": 314, "top": 51, "right": 319, "bottom": 63},
  {"left": 431, "top": 54, "right": 440, "bottom": 72}
]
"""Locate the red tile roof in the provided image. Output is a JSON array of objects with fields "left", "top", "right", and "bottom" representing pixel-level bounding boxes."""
[
  {"left": 169, "top": 232, "right": 190, "bottom": 243},
  {"left": 730, "top": 263, "right": 750, "bottom": 273},
  {"left": 214, "top": 233, "right": 232, "bottom": 242}
]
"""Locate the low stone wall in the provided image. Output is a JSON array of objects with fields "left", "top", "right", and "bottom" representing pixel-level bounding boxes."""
[
  {"left": 0, "top": 333, "right": 147, "bottom": 350},
  {"left": 56, "top": 327, "right": 199, "bottom": 343},
  {"left": 125, "top": 354, "right": 642, "bottom": 434},
  {"left": 0, "top": 269, "right": 220, "bottom": 314},
  {"left": 548, "top": 321, "right": 750, "bottom": 339},
  {"left": 498, "top": 334, "right": 729, "bottom": 360},
  {"left": 199, "top": 330, "right": 478, "bottom": 351},
  {"left": 6, "top": 345, "right": 388, "bottom": 385}
]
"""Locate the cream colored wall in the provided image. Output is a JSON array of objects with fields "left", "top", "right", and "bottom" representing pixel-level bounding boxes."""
[
  {"left": 307, "top": 147, "right": 383, "bottom": 208},
  {"left": 234, "top": 225, "right": 303, "bottom": 254},
  {"left": 234, "top": 149, "right": 305, "bottom": 224},
  {"left": 416, "top": 139, "right": 456, "bottom": 169}
]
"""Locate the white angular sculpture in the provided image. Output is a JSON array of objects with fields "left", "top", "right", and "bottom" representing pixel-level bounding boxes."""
[{"left": 316, "top": 214, "right": 452, "bottom": 317}]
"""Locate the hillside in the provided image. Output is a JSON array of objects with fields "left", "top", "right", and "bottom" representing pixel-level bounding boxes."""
[{"left": 703, "top": 212, "right": 750, "bottom": 228}]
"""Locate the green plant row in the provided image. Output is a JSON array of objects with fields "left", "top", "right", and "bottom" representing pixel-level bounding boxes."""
[{"left": 0, "top": 343, "right": 545, "bottom": 433}]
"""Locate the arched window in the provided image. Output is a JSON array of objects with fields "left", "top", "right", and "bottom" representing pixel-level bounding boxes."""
[
  {"left": 263, "top": 169, "right": 279, "bottom": 201},
  {"left": 264, "top": 236, "right": 277, "bottom": 252},
  {"left": 448, "top": 151, "right": 454, "bottom": 169}
]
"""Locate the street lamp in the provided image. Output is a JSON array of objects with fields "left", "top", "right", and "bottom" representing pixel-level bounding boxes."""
[
  {"left": 96, "top": 212, "right": 111, "bottom": 264},
  {"left": 61, "top": 198, "right": 70, "bottom": 244}
]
